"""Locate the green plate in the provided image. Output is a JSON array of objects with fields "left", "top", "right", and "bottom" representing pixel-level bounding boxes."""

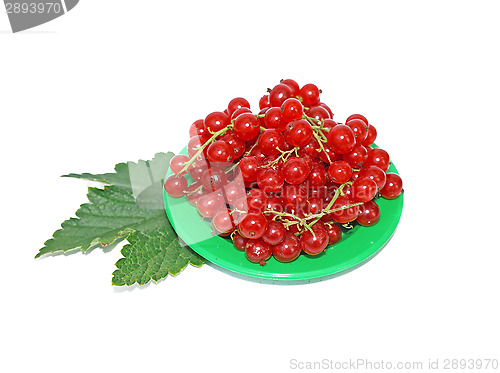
[{"left": 164, "top": 146, "right": 404, "bottom": 281}]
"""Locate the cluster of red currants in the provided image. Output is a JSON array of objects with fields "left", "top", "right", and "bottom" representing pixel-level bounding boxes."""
[{"left": 164, "top": 79, "right": 403, "bottom": 265}]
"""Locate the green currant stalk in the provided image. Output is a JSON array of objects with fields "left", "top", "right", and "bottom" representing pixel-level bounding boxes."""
[{"left": 177, "top": 124, "right": 234, "bottom": 175}]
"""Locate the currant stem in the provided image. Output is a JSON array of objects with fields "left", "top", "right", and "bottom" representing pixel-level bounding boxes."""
[{"left": 178, "top": 124, "right": 234, "bottom": 175}]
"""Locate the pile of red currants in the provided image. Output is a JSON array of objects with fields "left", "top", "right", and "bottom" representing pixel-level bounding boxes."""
[{"left": 164, "top": 79, "right": 403, "bottom": 265}]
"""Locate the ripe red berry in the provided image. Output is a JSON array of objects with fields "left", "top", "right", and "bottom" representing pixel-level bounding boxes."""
[
  {"left": 346, "top": 114, "right": 368, "bottom": 126},
  {"left": 207, "top": 140, "right": 233, "bottom": 164},
  {"left": 280, "top": 79, "right": 300, "bottom": 96},
  {"left": 238, "top": 213, "right": 268, "bottom": 239},
  {"left": 326, "top": 224, "right": 342, "bottom": 245},
  {"left": 365, "top": 148, "right": 390, "bottom": 172},
  {"left": 164, "top": 175, "right": 188, "bottom": 197},
  {"left": 212, "top": 209, "right": 236, "bottom": 234},
  {"left": 169, "top": 154, "right": 190, "bottom": 175},
  {"left": 380, "top": 173, "right": 403, "bottom": 199},
  {"left": 230, "top": 107, "right": 252, "bottom": 120},
  {"left": 258, "top": 129, "right": 286, "bottom": 156},
  {"left": 196, "top": 192, "right": 224, "bottom": 218},
  {"left": 351, "top": 177, "right": 378, "bottom": 202},
  {"left": 272, "top": 232, "right": 301, "bottom": 263},
  {"left": 307, "top": 105, "right": 331, "bottom": 121},
  {"left": 356, "top": 200, "right": 380, "bottom": 226},
  {"left": 227, "top": 97, "right": 250, "bottom": 117},
  {"left": 299, "top": 83, "right": 321, "bottom": 106},
  {"left": 238, "top": 156, "right": 262, "bottom": 182},
  {"left": 328, "top": 161, "right": 353, "bottom": 184},
  {"left": 284, "top": 119, "right": 313, "bottom": 147},
  {"left": 247, "top": 188, "right": 269, "bottom": 213},
  {"left": 327, "top": 124, "right": 356, "bottom": 154},
  {"left": 262, "top": 220, "right": 286, "bottom": 245},
  {"left": 220, "top": 132, "right": 246, "bottom": 159},
  {"left": 204, "top": 111, "right": 230, "bottom": 133},
  {"left": 362, "top": 124, "right": 377, "bottom": 146},
  {"left": 346, "top": 119, "right": 368, "bottom": 144},
  {"left": 343, "top": 144, "right": 368, "bottom": 168},
  {"left": 245, "top": 238, "right": 272, "bottom": 264},
  {"left": 233, "top": 232, "right": 248, "bottom": 251},
  {"left": 281, "top": 98, "right": 304, "bottom": 121},
  {"left": 357, "top": 165, "right": 387, "bottom": 190},
  {"left": 330, "top": 194, "right": 360, "bottom": 224},
  {"left": 189, "top": 119, "right": 207, "bottom": 137},
  {"left": 300, "top": 224, "right": 329, "bottom": 255},
  {"left": 200, "top": 167, "right": 227, "bottom": 192},
  {"left": 283, "top": 157, "right": 311, "bottom": 185},
  {"left": 264, "top": 107, "right": 287, "bottom": 132},
  {"left": 269, "top": 83, "right": 293, "bottom": 107},
  {"left": 233, "top": 113, "right": 260, "bottom": 141},
  {"left": 319, "top": 103, "right": 334, "bottom": 118},
  {"left": 257, "top": 168, "right": 285, "bottom": 193},
  {"left": 259, "top": 95, "right": 270, "bottom": 110}
]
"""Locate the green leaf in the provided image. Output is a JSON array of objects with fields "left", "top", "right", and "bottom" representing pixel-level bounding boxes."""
[
  {"left": 36, "top": 185, "right": 167, "bottom": 258},
  {"left": 112, "top": 224, "right": 205, "bottom": 286},
  {"left": 62, "top": 152, "right": 174, "bottom": 192}
]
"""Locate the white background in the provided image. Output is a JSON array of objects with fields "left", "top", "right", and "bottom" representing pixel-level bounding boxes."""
[{"left": 1, "top": 1, "right": 499, "bottom": 372}]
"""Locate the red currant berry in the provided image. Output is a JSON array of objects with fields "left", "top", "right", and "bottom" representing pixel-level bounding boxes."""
[
  {"left": 328, "top": 161, "right": 353, "bottom": 184},
  {"left": 331, "top": 194, "right": 360, "bottom": 224},
  {"left": 272, "top": 232, "right": 301, "bottom": 263},
  {"left": 365, "top": 148, "right": 390, "bottom": 172},
  {"left": 189, "top": 119, "right": 207, "bottom": 137},
  {"left": 233, "top": 113, "right": 260, "bottom": 141},
  {"left": 187, "top": 135, "right": 210, "bottom": 160},
  {"left": 247, "top": 188, "right": 269, "bottom": 213},
  {"left": 306, "top": 163, "right": 327, "bottom": 188},
  {"left": 297, "top": 137, "right": 320, "bottom": 158},
  {"left": 346, "top": 114, "right": 368, "bottom": 126},
  {"left": 356, "top": 200, "right": 380, "bottom": 226},
  {"left": 212, "top": 209, "right": 235, "bottom": 235},
  {"left": 264, "top": 107, "right": 287, "bottom": 132},
  {"left": 245, "top": 238, "right": 272, "bottom": 264},
  {"left": 204, "top": 111, "right": 230, "bottom": 133},
  {"left": 307, "top": 105, "right": 331, "bottom": 121},
  {"left": 346, "top": 119, "right": 368, "bottom": 144},
  {"left": 223, "top": 179, "right": 246, "bottom": 204},
  {"left": 257, "top": 168, "right": 285, "bottom": 193},
  {"left": 169, "top": 154, "right": 190, "bottom": 175},
  {"left": 300, "top": 223, "right": 329, "bottom": 255},
  {"left": 283, "top": 157, "right": 311, "bottom": 185},
  {"left": 238, "top": 156, "right": 262, "bottom": 182},
  {"left": 238, "top": 213, "right": 268, "bottom": 239},
  {"left": 280, "top": 79, "right": 300, "bottom": 96},
  {"left": 285, "top": 119, "right": 313, "bottom": 147},
  {"left": 227, "top": 97, "right": 250, "bottom": 117},
  {"left": 327, "top": 124, "right": 356, "bottom": 154},
  {"left": 306, "top": 197, "right": 325, "bottom": 214},
  {"left": 185, "top": 182, "right": 207, "bottom": 206},
  {"left": 207, "top": 140, "right": 233, "bottom": 164},
  {"left": 230, "top": 107, "right": 252, "bottom": 120},
  {"left": 269, "top": 83, "right": 293, "bottom": 107},
  {"left": 299, "top": 83, "right": 321, "bottom": 106},
  {"left": 351, "top": 177, "right": 378, "bottom": 202},
  {"left": 282, "top": 184, "right": 309, "bottom": 213},
  {"left": 189, "top": 164, "right": 208, "bottom": 181},
  {"left": 262, "top": 220, "right": 286, "bottom": 245},
  {"left": 233, "top": 232, "right": 248, "bottom": 251},
  {"left": 380, "top": 173, "right": 403, "bottom": 199},
  {"left": 220, "top": 132, "right": 246, "bottom": 159},
  {"left": 318, "top": 144, "right": 342, "bottom": 164},
  {"left": 197, "top": 192, "right": 224, "bottom": 218},
  {"left": 319, "top": 103, "right": 334, "bottom": 118},
  {"left": 200, "top": 167, "right": 227, "bottom": 192},
  {"left": 259, "top": 94, "right": 270, "bottom": 110},
  {"left": 164, "top": 175, "right": 188, "bottom": 197},
  {"left": 265, "top": 195, "right": 285, "bottom": 214},
  {"left": 281, "top": 98, "right": 304, "bottom": 121},
  {"left": 362, "top": 124, "right": 377, "bottom": 146},
  {"left": 357, "top": 165, "right": 387, "bottom": 190},
  {"left": 258, "top": 129, "right": 286, "bottom": 156},
  {"left": 326, "top": 224, "right": 342, "bottom": 245},
  {"left": 343, "top": 144, "right": 368, "bottom": 168}
]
